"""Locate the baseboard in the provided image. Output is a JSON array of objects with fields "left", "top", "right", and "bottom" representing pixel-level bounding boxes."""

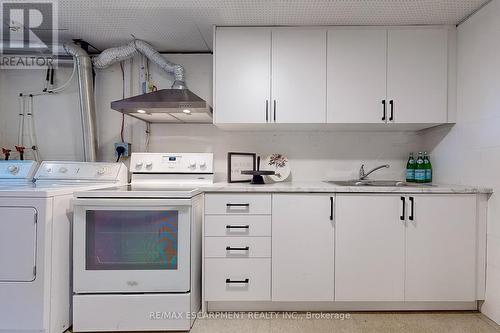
[{"left": 207, "top": 301, "right": 479, "bottom": 312}]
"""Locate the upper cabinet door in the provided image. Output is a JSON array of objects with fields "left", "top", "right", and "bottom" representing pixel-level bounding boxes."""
[
  {"left": 271, "top": 29, "right": 327, "bottom": 123},
  {"left": 215, "top": 28, "right": 271, "bottom": 124},
  {"left": 327, "top": 29, "right": 387, "bottom": 123},
  {"left": 387, "top": 29, "right": 448, "bottom": 124}
]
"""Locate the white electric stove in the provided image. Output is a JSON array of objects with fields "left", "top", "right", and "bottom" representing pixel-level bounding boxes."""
[
  {"left": 0, "top": 160, "right": 127, "bottom": 333},
  {"left": 72, "top": 153, "right": 213, "bottom": 332}
]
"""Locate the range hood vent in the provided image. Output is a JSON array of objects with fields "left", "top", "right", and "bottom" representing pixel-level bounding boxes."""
[
  {"left": 93, "top": 39, "right": 212, "bottom": 124},
  {"left": 111, "top": 89, "right": 213, "bottom": 123}
]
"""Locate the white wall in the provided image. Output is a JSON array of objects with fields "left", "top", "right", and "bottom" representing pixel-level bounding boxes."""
[
  {"left": 149, "top": 124, "right": 421, "bottom": 182},
  {"left": 0, "top": 66, "right": 83, "bottom": 160},
  {"left": 423, "top": 0, "right": 500, "bottom": 324},
  {"left": 0, "top": 53, "right": 422, "bottom": 181}
]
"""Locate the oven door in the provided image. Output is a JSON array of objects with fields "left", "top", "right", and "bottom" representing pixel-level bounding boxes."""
[{"left": 73, "top": 198, "right": 191, "bottom": 293}]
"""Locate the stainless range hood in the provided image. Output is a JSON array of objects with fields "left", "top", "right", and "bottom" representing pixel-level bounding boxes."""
[
  {"left": 93, "top": 39, "right": 213, "bottom": 123},
  {"left": 111, "top": 89, "right": 213, "bottom": 123}
]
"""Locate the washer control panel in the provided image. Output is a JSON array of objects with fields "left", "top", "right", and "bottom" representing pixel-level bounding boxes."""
[
  {"left": 0, "top": 160, "right": 38, "bottom": 179},
  {"left": 35, "top": 161, "right": 125, "bottom": 181},
  {"left": 131, "top": 153, "right": 213, "bottom": 174}
]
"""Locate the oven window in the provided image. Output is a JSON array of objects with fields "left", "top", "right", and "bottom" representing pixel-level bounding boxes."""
[{"left": 86, "top": 210, "right": 179, "bottom": 270}]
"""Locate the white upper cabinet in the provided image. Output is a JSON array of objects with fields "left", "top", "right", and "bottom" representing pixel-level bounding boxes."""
[
  {"left": 214, "top": 26, "right": 452, "bottom": 127},
  {"left": 214, "top": 27, "right": 271, "bottom": 124},
  {"left": 272, "top": 29, "right": 327, "bottom": 123},
  {"left": 327, "top": 29, "right": 387, "bottom": 123},
  {"left": 387, "top": 29, "right": 448, "bottom": 124}
]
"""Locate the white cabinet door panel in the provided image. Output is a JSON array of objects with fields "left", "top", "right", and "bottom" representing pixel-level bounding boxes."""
[
  {"left": 204, "top": 237, "right": 271, "bottom": 258},
  {"left": 405, "top": 195, "right": 476, "bottom": 301},
  {"left": 205, "top": 193, "right": 271, "bottom": 215},
  {"left": 335, "top": 195, "right": 405, "bottom": 301},
  {"left": 0, "top": 207, "right": 37, "bottom": 282},
  {"left": 327, "top": 29, "right": 387, "bottom": 123},
  {"left": 272, "top": 29, "right": 327, "bottom": 123},
  {"left": 205, "top": 258, "right": 271, "bottom": 301},
  {"left": 272, "top": 194, "right": 334, "bottom": 301},
  {"left": 387, "top": 29, "right": 448, "bottom": 123},
  {"left": 215, "top": 28, "right": 271, "bottom": 124}
]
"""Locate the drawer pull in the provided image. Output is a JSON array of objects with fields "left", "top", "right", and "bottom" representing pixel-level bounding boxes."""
[
  {"left": 226, "top": 278, "right": 249, "bottom": 284},
  {"left": 226, "top": 246, "right": 250, "bottom": 251},
  {"left": 226, "top": 225, "right": 250, "bottom": 229},
  {"left": 226, "top": 203, "right": 250, "bottom": 207}
]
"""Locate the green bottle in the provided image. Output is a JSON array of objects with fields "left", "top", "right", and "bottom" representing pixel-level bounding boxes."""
[
  {"left": 414, "top": 152, "right": 426, "bottom": 183},
  {"left": 424, "top": 152, "right": 432, "bottom": 183},
  {"left": 406, "top": 152, "right": 416, "bottom": 182}
]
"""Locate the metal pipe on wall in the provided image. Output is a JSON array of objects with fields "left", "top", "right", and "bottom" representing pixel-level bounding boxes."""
[{"left": 63, "top": 42, "right": 97, "bottom": 162}]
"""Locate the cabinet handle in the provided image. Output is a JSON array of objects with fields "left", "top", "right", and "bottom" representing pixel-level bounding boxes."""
[
  {"left": 226, "top": 278, "right": 249, "bottom": 284},
  {"left": 226, "top": 225, "right": 250, "bottom": 229},
  {"left": 409, "top": 197, "right": 414, "bottom": 221},
  {"left": 226, "top": 203, "right": 250, "bottom": 207},
  {"left": 389, "top": 100, "right": 394, "bottom": 121},
  {"left": 330, "top": 196, "right": 334, "bottom": 221},
  {"left": 400, "top": 197, "right": 406, "bottom": 221},
  {"left": 266, "top": 100, "right": 269, "bottom": 122},
  {"left": 226, "top": 246, "right": 250, "bottom": 251},
  {"left": 273, "top": 100, "right": 277, "bottom": 122},
  {"left": 382, "top": 100, "right": 386, "bottom": 121}
]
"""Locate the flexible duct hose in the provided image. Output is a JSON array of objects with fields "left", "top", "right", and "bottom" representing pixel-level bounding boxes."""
[{"left": 92, "top": 39, "right": 186, "bottom": 89}]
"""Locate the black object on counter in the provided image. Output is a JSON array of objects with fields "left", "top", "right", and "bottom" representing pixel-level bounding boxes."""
[{"left": 241, "top": 156, "right": 275, "bottom": 185}]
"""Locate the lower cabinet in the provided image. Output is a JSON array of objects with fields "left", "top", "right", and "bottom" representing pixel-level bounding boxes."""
[
  {"left": 204, "top": 193, "right": 481, "bottom": 305},
  {"left": 272, "top": 194, "right": 335, "bottom": 301},
  {"left": 204, "top": 194, "right": 272, "bottom": 302},
  {"left": 405, "top": 195, "right": 476, "bottom": 301},
  {"left": 205, "top": 258, "right": 271, "bottom": 301},
  {"left": 335, "top": 194, "right": 477, "bottom": 302},
  {"left": 335, "top": 195, "right": 405, "bottom": 301}
]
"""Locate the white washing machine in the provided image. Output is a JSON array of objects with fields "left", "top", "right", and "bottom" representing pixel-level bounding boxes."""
[{"left": 0, "top": 161, "right": 127, "bottom": 333}]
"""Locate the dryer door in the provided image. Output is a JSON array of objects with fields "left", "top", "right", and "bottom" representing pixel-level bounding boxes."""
[{"left": 0, "top": 207, "right": 37, "bottom": 282}]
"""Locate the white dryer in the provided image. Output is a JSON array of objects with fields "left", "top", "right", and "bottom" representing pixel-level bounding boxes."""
[{"left": 0, "top": 161, "right": 127, "bottom": 333}]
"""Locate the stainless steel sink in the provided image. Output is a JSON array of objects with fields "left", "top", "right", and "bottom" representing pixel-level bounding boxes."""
[{"left": 325, "top": 180, "right": 432, "bottom": 187}]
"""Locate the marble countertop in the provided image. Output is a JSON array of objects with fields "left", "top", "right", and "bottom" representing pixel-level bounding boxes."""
[{"left": 201, "top": 181, "right": 493, "bottom": 194}]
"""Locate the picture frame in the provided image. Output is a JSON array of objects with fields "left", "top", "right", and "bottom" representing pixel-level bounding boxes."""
[{"left": 227, "top": 152, "right": 256, "bottom": 183}]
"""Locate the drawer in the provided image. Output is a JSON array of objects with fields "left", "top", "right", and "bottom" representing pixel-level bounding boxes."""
[
  {"left": 204, "top": 215, "right": 271, "bottom": 237},
  {"left": 205, "top": 194, "right": 271, "bottom": 215},
  {"left": 205, "top": 237, "right": 271, "bottom": 258},
  {"left": 205, "top": 258, "right": 271, "bottom": 301}
]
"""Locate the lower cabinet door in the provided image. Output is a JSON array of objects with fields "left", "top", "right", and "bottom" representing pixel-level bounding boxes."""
[
  {"left": 272, "top": 194, "right": 334, "bottom": 301},
  {"left": 405, "top": 195, "right": 477, "bottom": 301},
  {"left": 335, "top": 195, "right": 405, "bottom": 301},
  {"left": 205, "top": 258, "right": 271, "bottom": 301}
]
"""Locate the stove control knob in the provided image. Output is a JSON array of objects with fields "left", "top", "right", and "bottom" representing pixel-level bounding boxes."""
[
  {"left": 7, "top": 165, "right": 19, "bottom": 174},
  {"left": 145, "top": 161, "right": 153, "bottom": 169},
  {"left": 189, "top": 160, "right": 197, "bottom": 168},
  {"left": 199, "top": 161, "right": 207, "bottom": 168},
  {"left": 59, "top": 167, "right": 68, "bottom": 174},
  {"left": 45, "top": 167, "right": 52, "bottom": 173},
  {"left": 135, "top": 161, "right": 143, "bottom": 169}
]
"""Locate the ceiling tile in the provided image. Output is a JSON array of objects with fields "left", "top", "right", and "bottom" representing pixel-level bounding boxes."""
[{"left": 57, "top": 0, "right": 489, "bottom": 52}]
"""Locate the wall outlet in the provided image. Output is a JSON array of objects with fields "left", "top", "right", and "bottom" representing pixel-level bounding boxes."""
[{"left": 114, "top": 142, "right": 131, "bottom": 158}]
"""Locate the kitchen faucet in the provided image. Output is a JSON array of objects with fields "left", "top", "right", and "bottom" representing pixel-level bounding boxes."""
[{"left": 359, "top": 164, "right": 390, "bottom": 180}]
